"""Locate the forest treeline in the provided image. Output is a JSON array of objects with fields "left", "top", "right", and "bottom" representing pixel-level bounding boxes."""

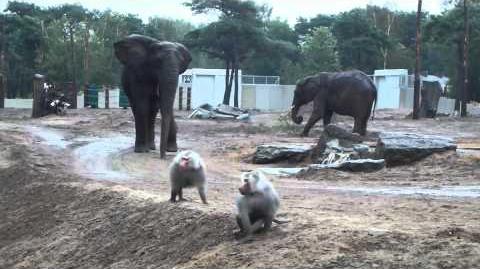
[{"left": 0, "top": 0, "right": 478, "bottom": 101}]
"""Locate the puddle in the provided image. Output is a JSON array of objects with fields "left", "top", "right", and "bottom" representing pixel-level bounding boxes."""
[
  {"left": 258, "top": 167, "right": 304, "bottom": 177},
  {"left": 457, "top": 149, "right": 480, "bottom": 158},
  {"left": 73, "top": 136, "right": 134, "bottom": 181},
  {"left": 325, "top": 185, "right": 480, "bottom": 198},
  {"left": 25, "top": 126, "right": 72, "bottom": 149}
]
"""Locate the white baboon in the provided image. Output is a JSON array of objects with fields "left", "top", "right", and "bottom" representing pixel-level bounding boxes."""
[
  {"left": 235, "top": 170, "right": 284, "bottom": 236},
  {"left": 169, "top": 150, "right": 207, "bottom": 204}
]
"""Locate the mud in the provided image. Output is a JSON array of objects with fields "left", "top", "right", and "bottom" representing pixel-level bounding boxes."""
[{"left": 1, "top": 107, "right": 480, "bottom": 268}]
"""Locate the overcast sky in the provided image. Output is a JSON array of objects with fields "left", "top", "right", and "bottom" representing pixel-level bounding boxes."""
[{"left": 0, "top": 0, "right": 449, "bottom": 25}]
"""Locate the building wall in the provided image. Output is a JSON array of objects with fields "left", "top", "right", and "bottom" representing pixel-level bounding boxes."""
[
  {"left": 5, "top": 99, "right": 33, "bottom": 108},
  {"left": 373, "top": 69, "right": 408, "bottom": 109},
  {"left": 98, "top": 88, "right": 120, "bottom": 109},
  {"left": 174, "top": 68, "right": 243, "bottom": 110},
  {"left": 241, "top": 84, "right": 295, "bottom": 112}
]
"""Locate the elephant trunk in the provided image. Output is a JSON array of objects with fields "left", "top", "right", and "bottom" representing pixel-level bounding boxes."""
[{"left": 291, "top": 105, "right": 303, "bottom": 124}]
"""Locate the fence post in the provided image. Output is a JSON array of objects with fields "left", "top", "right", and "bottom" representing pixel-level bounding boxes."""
[
  {"left": 105, "top": 85, "right": 110, "bottom": 109},
  {"left": 32, "top": 74, "right": 47, "bottom": 118},
  {"left": 187, "top": 87, "right": 191, "bottom": 110},
  {"left": 0, "top": 74, "right": 4, "bottom": 109},
  {"left": 178, "top": 86, "right": 183, "bottom": 110},
  {"left": 83, "top": 84, "right": 88, "bottom": 109}
]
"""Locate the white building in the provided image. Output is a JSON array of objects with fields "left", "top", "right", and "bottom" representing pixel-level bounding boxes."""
[
  {"left": 372, "top": 69, "right": 409, "bottom": 109},
  {"left": 175, "top": 68, "right": 243, "bottom": 110}
]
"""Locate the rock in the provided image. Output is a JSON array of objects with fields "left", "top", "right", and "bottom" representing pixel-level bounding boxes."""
[
  {"left": 324, "top": 124, "right": 364, "bottom": 145},
  {"left": 376, "top": 132, "right": 457, "bottom": 167},
  {"left": 253, "top": 143, "right": 314, "bottom": 164},
  {"left": 353, "top": 144, "right": 370, "bottom": 154},
  {"left": 353, "top": 144, "right": 378, "bottom": 159},
  {"left": 189, "top": 104, "right": 250, "bottom": 120},
  {"left": 309, "top": 158, "right": 385, "bottom": 172}
]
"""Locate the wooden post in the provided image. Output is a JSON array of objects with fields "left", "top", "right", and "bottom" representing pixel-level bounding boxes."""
[
  {"left": 461, "top": 0, "right": 469, "bottom": 117},
  {"left": 84, "top": 84, "right": 88, "bottom": 109},
  {"left": 412, "top": 0, "right": 422, "bottom": 119},
  {"left": 105, "top": 85, "right": 110, "bottom": 109},
  {"left": 179, "top": 86, "right": 183, "bottom": 110},
  {"left": 0, "top": 74, "right": 4, "bottom": 109},
  {"left": 187, "top": 87, "right": 191, "bottom": 110},
  {"left": 32, "top": 74, "right": 47, "bottom": 118}
]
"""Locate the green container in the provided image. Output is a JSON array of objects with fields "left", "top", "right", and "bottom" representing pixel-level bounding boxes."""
[
  {"left": 119, "top": 89, "right": 130, "bottom": 108},
  {"left": 85, "top": 86, "right": 99, "bottom": 108}
]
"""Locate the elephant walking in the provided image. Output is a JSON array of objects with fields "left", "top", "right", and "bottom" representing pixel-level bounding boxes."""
[
  {"left": 291, "top": 70, "right": 377, "bottom": 136},
  {"left": 114, "top": 35, "right": 191, "bottom": 158}
]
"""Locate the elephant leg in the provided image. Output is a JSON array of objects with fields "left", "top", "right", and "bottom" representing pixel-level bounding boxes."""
[
  {"left": 158, "top": 78, "right": 177, "bottom": 159},
  {"left": 323, "top": 110, "right": 333, "bottom": 126},
  {"left": 359, "top": 116, "right": 369, "bottom": 136},
  {"left": 353, "top": 117, "right": 365, "bottom": 135},
  {"left": 302, "top": 112, "right": 322, "bottom": 137},
  {"left": 159, "top": 108, "right": 172, "bottom": 158},
  {"left": 167, "top": 117, "right": 178, "bottom": 152},
  {"left": 133, "top": 97, "right": 150, "bottom": 153},
  {"left": 147, "top": 100, "right": 159, "bottom": 150}
]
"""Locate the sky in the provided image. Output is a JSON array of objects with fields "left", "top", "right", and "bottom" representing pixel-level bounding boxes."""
[{"left": 0, "top": 0, "right": 449, "bottom": 25}]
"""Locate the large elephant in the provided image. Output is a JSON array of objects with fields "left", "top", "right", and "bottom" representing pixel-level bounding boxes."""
[
  {"left": 291, "top": 70, "right": 377, "bottom": 136},
  {"left": 114, "top": 34, "right": 191, "bottom": 158}
]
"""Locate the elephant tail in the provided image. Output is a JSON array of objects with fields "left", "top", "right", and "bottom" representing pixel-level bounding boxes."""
[{"left": 370, "top": 82, "right": 378, "bottom": 121}]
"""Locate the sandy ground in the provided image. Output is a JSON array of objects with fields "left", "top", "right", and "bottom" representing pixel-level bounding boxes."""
[{"left": 1, "top": 107, "right": 480, "bottom": 269}]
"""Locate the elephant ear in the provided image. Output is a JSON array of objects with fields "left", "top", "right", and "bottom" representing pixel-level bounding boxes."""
[
  {"left": 175, "top": 43, "right": 192, "bottom": 74},
  {"left": 114, "top": 35, "right": 150, "bottom": 66},
  {"left": 296, "top": 77, "right": 310, "bottom": 87},
  {"left": 151, "top": 41, "right": 192, "bottom": 74}
]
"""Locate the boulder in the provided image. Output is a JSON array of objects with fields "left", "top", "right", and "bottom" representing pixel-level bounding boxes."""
[
  {"left": 309, "top": 159, "right": 385, "bottom": 173},
  {"left": 376, "top": 132, "right": 457, "bottom": 167},
  {"left": 253, "top": 143, "right": 314, "bottom": 164},
  {"left": 353, "top": 144, "right": 370, "bottom": 154},
  {"left": 324, "top": 124, "right": 364, "bottom": 144}
]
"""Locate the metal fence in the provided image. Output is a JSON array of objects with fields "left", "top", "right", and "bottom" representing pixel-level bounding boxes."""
[{"left": 242, "top": 75, "right": 280, "bottom": 85}]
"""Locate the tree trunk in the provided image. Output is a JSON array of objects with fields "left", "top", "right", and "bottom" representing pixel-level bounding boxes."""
[
  {"left": 0, "top": 74, "right": 4, "bottom": 109},
  {"left": 68, "top": 25, "right": 78, "bottom": 109},
  {"left": 382, "top": 12, "right": 395, "bottom": 69},
  {"left": 225, "top": 59, "right": 230, "bottom": 97},
  {"left": 0, "top": 15, "right": 5, "bottom": 107},
  {"left": 461, "top": 0, "right": 469, "bottom": 117},
  {"left": 234, "top": 56, "right": 239, "bottom": 108},
  {"left": 84, "top": 25, "right": 90, "bottom": 91},
  {"left": 32, "top": 76, "right": 47, "bottom": 118},
  {"left": 412, "top": 0, "right": 422, "bottom": 120},
  {"left": 223, "top": 60, "right": 233, "bottom": 105},
  {"left": 455, "top": 38, "right": 464, "bottom": 113}
]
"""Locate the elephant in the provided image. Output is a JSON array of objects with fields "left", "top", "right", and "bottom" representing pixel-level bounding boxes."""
[
  {"left": 114, "top": 34, "right": 191, "bottom": 158},
  {"left": 291, "top": 70, "right": 377, "bottom": 136}
]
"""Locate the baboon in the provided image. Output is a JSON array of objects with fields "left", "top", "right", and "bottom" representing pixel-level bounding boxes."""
[
  {"left": 169, "top": 150, "right": 207, "bottom": 204},
  {"left": 235, "top": 171, "right": 284, "bottom": 236}
]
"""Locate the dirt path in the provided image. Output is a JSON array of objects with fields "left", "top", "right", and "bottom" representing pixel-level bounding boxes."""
[{"left": 1, "top": 108, "right": 480, "bottom": 268}]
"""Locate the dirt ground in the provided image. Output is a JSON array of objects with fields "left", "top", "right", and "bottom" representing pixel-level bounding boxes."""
[{"left": 1, "top": 107, "right": 480, "bottom": 269}]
